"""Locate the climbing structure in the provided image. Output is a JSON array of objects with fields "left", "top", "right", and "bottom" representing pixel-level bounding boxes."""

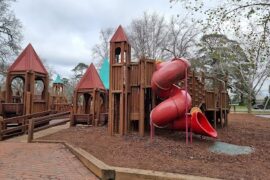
[
  {"left": 108, "top": 25, "right": 156, "bottom": 136},
  {"left": 3, "top": 44, "right": 49, "bottom": 117},
  {"left": 71, "top": 63, "right": 107, "bottom": 126},
  {"left": 108, "top": 25, "right": 230, "bottom": 137}
]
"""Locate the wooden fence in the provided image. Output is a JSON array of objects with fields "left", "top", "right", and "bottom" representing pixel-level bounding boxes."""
[
  {"left": 27, "top": 111, "right": 70, "bottom": 142},
  {"left": 0, "top": 111, "right": 69, "bottom": 140}
]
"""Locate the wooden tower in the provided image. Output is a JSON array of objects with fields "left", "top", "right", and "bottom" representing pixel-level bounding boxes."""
[
  {"left": 50, "top": 74, "right": 70, "bottom": 112},
  {"left": 4, "top": 44, "right": 49, "bottom": 117},
  {"left": 108, "top": 25, "right": 131, "bottom": 135},
  {"left": 52, "top": 74, "right": 64, "bottom": 96}
]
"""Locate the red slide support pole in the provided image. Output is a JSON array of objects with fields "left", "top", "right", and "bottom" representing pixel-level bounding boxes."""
[{"left": 185, "top": 67, "right": 189, "bottom": 144}]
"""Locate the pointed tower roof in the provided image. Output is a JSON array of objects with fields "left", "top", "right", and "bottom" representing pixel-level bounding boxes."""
[
  {"left": 99, "top": 58, "right": 109, "bottom": 89},
  {"left": 76, "top": 63, "right": 105, "bottom": 91},
  {"left": 110, "top": 25, "right": 129, "bottom": 43},
  {"left": 8, "top": 43, "right": 48, "bottom": 74},
  {"left": 53, "top": 74, "right": 63, "bottom": 84}
]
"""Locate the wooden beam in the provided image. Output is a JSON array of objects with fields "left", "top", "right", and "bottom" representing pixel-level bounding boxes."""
[
  {"left": 119, "top": 93, "right": 124, "bottom": 135},
  {"left": 0, "top": 116, "right": 3, "bottom": 140},
  {"left": 139, "top": 60, "right": 145, "bottom": 136},
  {"left": 27, "top": 119, "right": 34, "bottom": 143},
  {"left": 30, "top": 71, "right": 35, "bottom": 114},
  {"left": 96, "top": 91, "right": 100, "bottom": 126},
  {"left": 92, "top": 89, "right": 96, "bottom": 125}
]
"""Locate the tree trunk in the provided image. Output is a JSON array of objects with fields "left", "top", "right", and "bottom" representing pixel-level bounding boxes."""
[{"left": 247, "top": 88, "right": 252, "bottom": 113}]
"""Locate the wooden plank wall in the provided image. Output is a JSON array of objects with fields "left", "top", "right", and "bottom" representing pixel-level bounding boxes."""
[
  {"left": 109, "top": 56, "right": 156, "bottom": 136},
  {"left": 111, "top": 65, "right": 123, "bottom": 92}
]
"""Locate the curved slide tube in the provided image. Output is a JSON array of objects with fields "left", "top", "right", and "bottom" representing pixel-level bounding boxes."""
[{"left": 150, "top": 58, "right": 217, "bottom": 138}]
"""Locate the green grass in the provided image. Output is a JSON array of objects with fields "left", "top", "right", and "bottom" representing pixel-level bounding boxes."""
[{"left": 230, "top": 105, "right": 270, "bottom": 114}]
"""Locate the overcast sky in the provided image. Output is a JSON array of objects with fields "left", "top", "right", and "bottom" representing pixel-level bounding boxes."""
[
  {"left": 12, "top": 0, "right": 184, "bottom": 77},
  {"left": 11, "top": 0, "right": 269, "bottom": 96}
]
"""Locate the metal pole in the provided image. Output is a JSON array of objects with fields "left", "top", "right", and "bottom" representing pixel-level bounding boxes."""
[{"left": 185, "top": 68, "right": 189, "bottom": 144}]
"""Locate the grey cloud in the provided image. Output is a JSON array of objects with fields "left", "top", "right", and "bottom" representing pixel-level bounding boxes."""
[{"left": 12, "top": 0, "right": 179, "bottom": 78}]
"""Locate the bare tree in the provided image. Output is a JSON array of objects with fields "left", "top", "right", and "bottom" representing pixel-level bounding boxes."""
[
  {"left": 165, "top": 16, "right": 199, "bottom": 58},
  {"left": 91, "top": 27, "right": 113, "bottom": 70},
  {"left": 236, "top": 30, "right": 270, "bottom": 112},
  {"left": 0, "top": 0, "right": 22, "bottom": 88},
  {"left": 127, "top": 12, "right": 168, "bottom": 60},
  {"left": 0, "top": 0, "right": 22, "bottom": 63}
]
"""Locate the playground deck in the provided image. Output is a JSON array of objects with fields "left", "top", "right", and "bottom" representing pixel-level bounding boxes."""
[{"left": 39, "top": 113, "right": 270, "bottom": 180}]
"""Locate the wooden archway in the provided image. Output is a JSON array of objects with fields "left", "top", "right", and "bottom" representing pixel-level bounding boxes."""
[{"left": 3, "top": 44, "right": 49, "bottom": 117}]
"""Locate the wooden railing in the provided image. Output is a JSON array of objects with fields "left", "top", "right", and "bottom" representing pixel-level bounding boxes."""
[
  {"left": 0, "top": 111, "right": 59, "bottom": 140},
  {"left": 27, "top": 111, "right": 70, "bottom": 142},
  {"left": 2, "top": 103, "right": 24, "bottom": 116},
  {"left": 53, "top": 103, "right": 71, "bottom": 112},
  {"left": 71, "top": 114, "right": 93, "bottom": 126},
  {"left": 2, "top": 110, "right": 52, "bottom": 126}
]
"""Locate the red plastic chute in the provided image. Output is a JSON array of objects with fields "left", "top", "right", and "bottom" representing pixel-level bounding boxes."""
[{"left": 150, "top": 58, "right": 217, "bottom": 138}]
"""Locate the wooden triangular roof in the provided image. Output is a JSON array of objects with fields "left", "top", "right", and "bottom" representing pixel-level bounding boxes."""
[
  {"left": 53, "top": 74, "right": 63, "bottom": 84},
  {"left": 76, "top": 63, "right": 105, "bottom": 91},
  {"left": 8, "top": 43, "right": 48, "bottom": 74},
  {"left": 110, "top": 25, "right": 129, "bottom": 43}
]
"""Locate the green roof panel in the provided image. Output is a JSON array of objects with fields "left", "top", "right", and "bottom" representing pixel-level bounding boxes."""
[
  {"left": 53, "top": 74, "right": 63, "bottom": 84},
  {"left": 99, "top": 58, "right": 109, "bottom": 89}
]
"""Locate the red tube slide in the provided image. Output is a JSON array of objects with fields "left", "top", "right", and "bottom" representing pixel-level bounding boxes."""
[{"left": 151, "top": 58, "right": 217, "bottom": 138}]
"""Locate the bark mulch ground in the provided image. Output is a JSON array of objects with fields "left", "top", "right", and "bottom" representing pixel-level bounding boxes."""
[{"left": 39, "top": 113, "right": 270, "bottom": 180}]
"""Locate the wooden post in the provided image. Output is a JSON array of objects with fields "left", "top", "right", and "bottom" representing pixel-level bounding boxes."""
[
  {"left": 30, "top": 71, "right": 35, "bottom": 114},
  {"left": 22, "top": 116, "right": 26, "bottom": 133},
  {"left": 0, "top": 116, "right": 3, "bottom": 140},
  {"left": 73, "top": 91, "right": 77, "bottom": 114},
  {"left": 224, "top": 76, "right": 228, "bottom": 127},
  {"left": 108, "top": 42, "right": 114, "bottom": 135},
  {"left": 220, "top": 91, "right": 223, "bottom": 128},
  {"left": 124, "top": 69, "right": 129, "bottom": 134},
  {"left": 45, "top": 75, "right": 49, "bottom": 111},
  {"left": 70, "top": 105, "right": 75, "bottom": 127},
  {"left": 213, "top": 78, "right": 217, "bottom": 129},
  {"left": 27, "top": 119, "right": 34, "bottom": 143},
  {"left": 139, "top": 60, "right": 145, "bottom": 136},
  {"left": 96, "top": 91, "right": 100, "bottom": 126},
  {"left": 26, "top": 92, "right": 31, "bottom": 115},
  {"left": 5, "top": 73, "right": 11, "bottom": 103},
  {"left": 92, "top": 89, "right": 96, "bottom": 126},
  {"left": 119, "top": 93, "right": 124, "bottom": 135},
  {"left": 109, "top": 94, "right": 114, "bottom": 135},
  {"left": 192, "top": 71, "right": 195, "bottom": 106}
]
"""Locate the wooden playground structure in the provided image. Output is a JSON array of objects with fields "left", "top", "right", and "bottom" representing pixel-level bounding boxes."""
[
  {"left": 0, "top": 26, "right": 230, "bottom": 141},
  {"left": 0, "top": 44, "right": 70, "bottom": 140},
  {"left": 186, "top": 71, "right": 230, "bottom": 129},
  {"left": 3, "top": 44, "right": 50, "bottom": 117},
  {"left": 107, "top": 26, "right": 230, "bottom": 136},
  {"left": 71, "top": 63, "right": 108, "bottom": 126},
  {"left": 49, "top": 74, "right": 70, "bottom": 112}
]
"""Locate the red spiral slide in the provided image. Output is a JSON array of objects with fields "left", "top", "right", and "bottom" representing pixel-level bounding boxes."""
[{"left": 150, "top": 58, "right": 217, "bottom": 138}]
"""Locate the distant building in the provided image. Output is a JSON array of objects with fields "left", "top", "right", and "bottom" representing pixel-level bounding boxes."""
[{"left": 255, "top": 93, "right": 265, "bottom": 104}]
